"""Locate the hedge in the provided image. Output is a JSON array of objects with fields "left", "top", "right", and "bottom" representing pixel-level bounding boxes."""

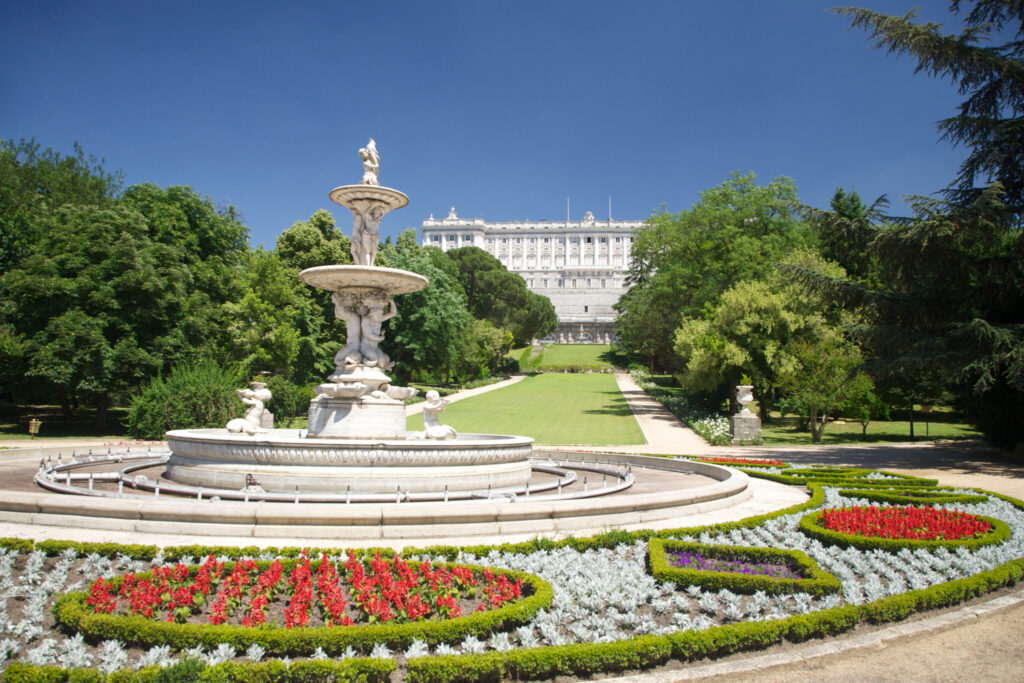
[
  {"left": 54, "top": 561, "right": 552, "bottom": 656},
  {"left": 4, "top": 657, "right": 396, "bottom": 682},
  {"left": 836, "top": 488, "right": 989, "bottom": 507},
  {"left": 798, "top": 509, "right": 1011, "bottom": 551},
  {"left": 406, "top": 557, "right": 1024, "bottom": 682},
  {"left": 648, "top": 538, "right": 842, "bottom": 596}
]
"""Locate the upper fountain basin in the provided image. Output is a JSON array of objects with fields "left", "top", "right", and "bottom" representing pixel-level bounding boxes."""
[{"left": 300, "top": 265, "right": 428, "bottom": 293}]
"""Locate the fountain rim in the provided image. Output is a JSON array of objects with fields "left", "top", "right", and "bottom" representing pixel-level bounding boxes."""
[
  {"left": 298, "top": 265, "right": 428, "bottom": 294},
  {"left": 328, "top": 184, "right": 409, "bottom": 210},
  {"left": 166, "top": 428, "right": 533, "bottom": 449}
]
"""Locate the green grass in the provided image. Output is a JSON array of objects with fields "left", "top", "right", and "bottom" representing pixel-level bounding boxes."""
[
  {"left": 406, "top": 373, "right": 646, "bottom": 445},
  {"left": 761, "top": 415, "right": 982, "bottom": 445},
  {"left": 536, "top": 344, "right": 614, "bottom": 369}
]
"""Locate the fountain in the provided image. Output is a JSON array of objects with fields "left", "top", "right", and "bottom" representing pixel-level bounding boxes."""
[{"left": 163, "top": 140, "right": 533, "bottom": 494}]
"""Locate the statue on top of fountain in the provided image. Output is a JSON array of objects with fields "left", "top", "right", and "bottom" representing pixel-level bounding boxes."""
[{"left": 332, "top": 288, "right": 396, "bottom": 369}]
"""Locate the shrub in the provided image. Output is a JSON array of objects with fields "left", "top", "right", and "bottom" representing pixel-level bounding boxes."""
[
  {"left": 648, "top": 538, "right": 841, "bottom": 595},
  {"left": 264, "top": 375, "right": 313, "bottom": 427},
  {"left": 127, "top": 362, "right": 242, "bottom": 439}
]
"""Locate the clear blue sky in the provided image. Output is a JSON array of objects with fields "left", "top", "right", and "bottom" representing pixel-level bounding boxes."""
[{"left": 2, "top": 1, "right": 970, "bottom": 248}]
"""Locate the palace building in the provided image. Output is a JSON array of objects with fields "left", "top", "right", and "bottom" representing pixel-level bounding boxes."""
[{"left": 419, "top": 207, "right": 643, "bottom": 343}]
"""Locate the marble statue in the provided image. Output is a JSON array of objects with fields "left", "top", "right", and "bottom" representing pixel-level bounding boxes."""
[
  {"left": 227, "top": 382, "right": 272, "bottom": 435},
  {"left": 359, "top": 138, "right": 380, "bottom": 186},
  {"left": 422, "top": 390, "right": 457, "bottom": 440},
  {"left": 332, "top": 291, "right": 363, "bottom": 365},
  {"left": 359, "top": 291, "right": 396, "bottom": 369},
  {"left": 350, "top": 201, "right": 387, "bottom": 266}
]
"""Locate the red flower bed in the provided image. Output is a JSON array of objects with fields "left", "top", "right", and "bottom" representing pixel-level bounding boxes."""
[
  {"left": 693, "top": 456, "right": 786, "bottom": 467},
  {"left": 85, "top": 551, "right": 523, "bottom": 628},
  {"left": 819, "top": 506, "right": 992, "bottom": 541}
]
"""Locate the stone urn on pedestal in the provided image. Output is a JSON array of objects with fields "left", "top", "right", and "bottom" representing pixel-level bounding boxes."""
[{"left": 729, "top": 384, "right": 761, "bottom": 444}]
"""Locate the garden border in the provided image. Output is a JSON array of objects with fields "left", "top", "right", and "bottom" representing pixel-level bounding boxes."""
[
  {"left": 647, "top": 538, "right": 842, "bottom": 596},
  {"left": 53, "top": 561, "right": 553, "bottom": 656},
  {"left": 798, "top": 508, "right": 1011, "bottom": 551}
]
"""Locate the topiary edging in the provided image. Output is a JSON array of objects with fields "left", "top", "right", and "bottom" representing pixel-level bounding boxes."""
[
  {"left": 53, "top": 561, "right": 552, "bottom": 657},
  {"left": 798, "top": 508, "right": 1011, "bottom": 552},
  {"left": 837, "top": 488, "right": 989, "bottom": 506},
  {"left": 405, "top": 556, "right": 1024, "bottom": 682},
  {"left": 3, "top": 656, "right": 396, "bottom": 683},
  {"left": 648, "top": 538, "right": 841, "bottom": 596}
]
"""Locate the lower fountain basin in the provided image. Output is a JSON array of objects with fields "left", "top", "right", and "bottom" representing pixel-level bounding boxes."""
[{"left": 165, "top": 429, "right": 533, "bottom": 494}]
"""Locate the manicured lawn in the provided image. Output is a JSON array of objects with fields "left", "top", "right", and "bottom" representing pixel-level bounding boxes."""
[
  {"left": 761, "top": 415, "right": 981, "bottom": 445},
  {"left": 537, "top": 344, "right": 614, "bottom": 369},
  {"left": 405, "top": 372, "right": 645, "bottom": 445}
]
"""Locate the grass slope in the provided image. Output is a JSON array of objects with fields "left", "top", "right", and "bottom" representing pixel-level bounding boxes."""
[
  {"left": 406, "top": 373, "right": 645, "bottom": 445},
  {"left": 536, "top": 344, "right": 613, "bottom": 369}
]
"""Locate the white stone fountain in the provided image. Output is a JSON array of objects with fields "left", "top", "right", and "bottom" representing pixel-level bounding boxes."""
[{"left": 164, "top": 140, "right": 533, "bottom": 494}]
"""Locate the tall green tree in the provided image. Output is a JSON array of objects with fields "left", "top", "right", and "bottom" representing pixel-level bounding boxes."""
[
  {"left": 836, "top": 2, "right": 1024, "bottom": 218},
  {"left": 0, "top": 139, "right": 122, "bottom": 275},
  {"left": 2, "top": 205, "right": 190, "bottom": 427},
  {"left": 616, "top": 172, "right": 814, "bottom": 370},
  {"left": 443, "top": 245, "right": 556, "bottom": 345}
]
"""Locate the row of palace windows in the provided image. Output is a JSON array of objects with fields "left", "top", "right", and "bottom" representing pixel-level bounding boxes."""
[
  {"left": 426, "top": 234, "right": 631, "bottom": 245},
  {"left": 526, "top": 278, "right": 617, "bottom": 289}
]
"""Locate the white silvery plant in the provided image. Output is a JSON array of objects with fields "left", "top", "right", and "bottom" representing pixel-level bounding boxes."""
[
  {"left": 459, "top": 635, "right": 485, "bottom": 654},
  {"left": 339, "top": 646, "right": 358, "bottom": 659},
  {"left": 489, "top": 632, "right": 514, "bottom": 652},
  {"left": 515, "top": 626, "right": 539, "bottom": 648},
  {"left": 311, "top": 647, "right": 329, "bottom": 660},
  {"left": 404, "top": 639, "right": 429, "bottom": 658},
  {"left": 205, "top": 643, "right": 236, "bottom": 666},
  {"left": 135, "top": 644, "right": 173, "bottom": 669},
  {"left": 246, "top": 643, "right": 266, "bottom": 662},
  {"left": 369, "top": 643, "right": 392, "bottom": 659},
  {"left": 433, "top": 643, "right": 457, "bottom": 656},
  {"left": 57, "top": 633, "right": 93, "bottom": 669},
  {"left": 24, "top": 638, "right": 58, "bottom": 666},
  {"left": 98, "top": 640, "right": 128, "bottom": 675}
]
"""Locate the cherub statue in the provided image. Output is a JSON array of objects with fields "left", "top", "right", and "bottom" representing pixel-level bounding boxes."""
[
  {"left": 422, "top": 390, "right": 457, "bottom": 440},
  {"left": 226, "top": 383, "right": 272, "bottom": 435},
  {"left": 359, "top": 138, "right": 380, "bottom": 186}
]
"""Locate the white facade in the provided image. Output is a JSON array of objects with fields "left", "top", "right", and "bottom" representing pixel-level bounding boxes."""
[{"left": 420, "top": 207, "right": 643, "bottom": 342}]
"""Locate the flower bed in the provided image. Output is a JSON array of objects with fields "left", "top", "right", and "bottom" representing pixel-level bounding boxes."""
[
  {"left": 648, "top": 538, "right": 841, "bottom": 596},
  {"left": 55, "top": 555, "right": 552, "bottom": 656},
  {"left": 799, "top": 506, "right": 1011, "bottom": 551},
  {"left": 85, "top": 551, "right": 521, "bottom": 627}
]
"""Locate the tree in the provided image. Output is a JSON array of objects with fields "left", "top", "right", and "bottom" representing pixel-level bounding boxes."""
[
  {"left": 0, "top": 139, "right": 122, "bottom": 275},
  {"left": 616, "top": 173, "right": 813, "bottom": 369},
  {"left": 836, "top": 2, "right": 1024, "bottom": 218},
  {"left": 777, "top": 329, "right": 871, "bottom": 442},
  {"left": 380, "top": 245, "right": 471, "bottom": 384},
  {"left": 672, "top": 253, "right": 848, "bottom": 416},
  {"left": 443, "top": 246, "right": 555, "bottom": 345},
  {"left": 2, "top": 205, "right": 190, "bottom": 427}
]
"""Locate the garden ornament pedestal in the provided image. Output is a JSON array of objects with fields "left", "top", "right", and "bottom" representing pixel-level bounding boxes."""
[{"left": 730, "top": 384, "right": 761, "bottom": 444}]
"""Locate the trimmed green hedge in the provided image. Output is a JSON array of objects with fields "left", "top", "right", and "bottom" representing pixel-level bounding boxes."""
[
  {"left": 55, "top": 561, "right": 551, "bottom": 657},
  {"left": 749, "top": 470, "right": 940, "bottom": 488},
  {"left": 837, "top": 488, "right": 989, "bottom": 506},
  {"left": 648, "top": 538, "right": 842, "bottom": 596},
  {"left": 406, "top": 556, "right": 1024, "bottom": 682},
  {"left": 798, "top": 509, "right": 1011, "bottom": 551},
  {"left": 4, "top": 657, "right": 396, "bottom": 682}
]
